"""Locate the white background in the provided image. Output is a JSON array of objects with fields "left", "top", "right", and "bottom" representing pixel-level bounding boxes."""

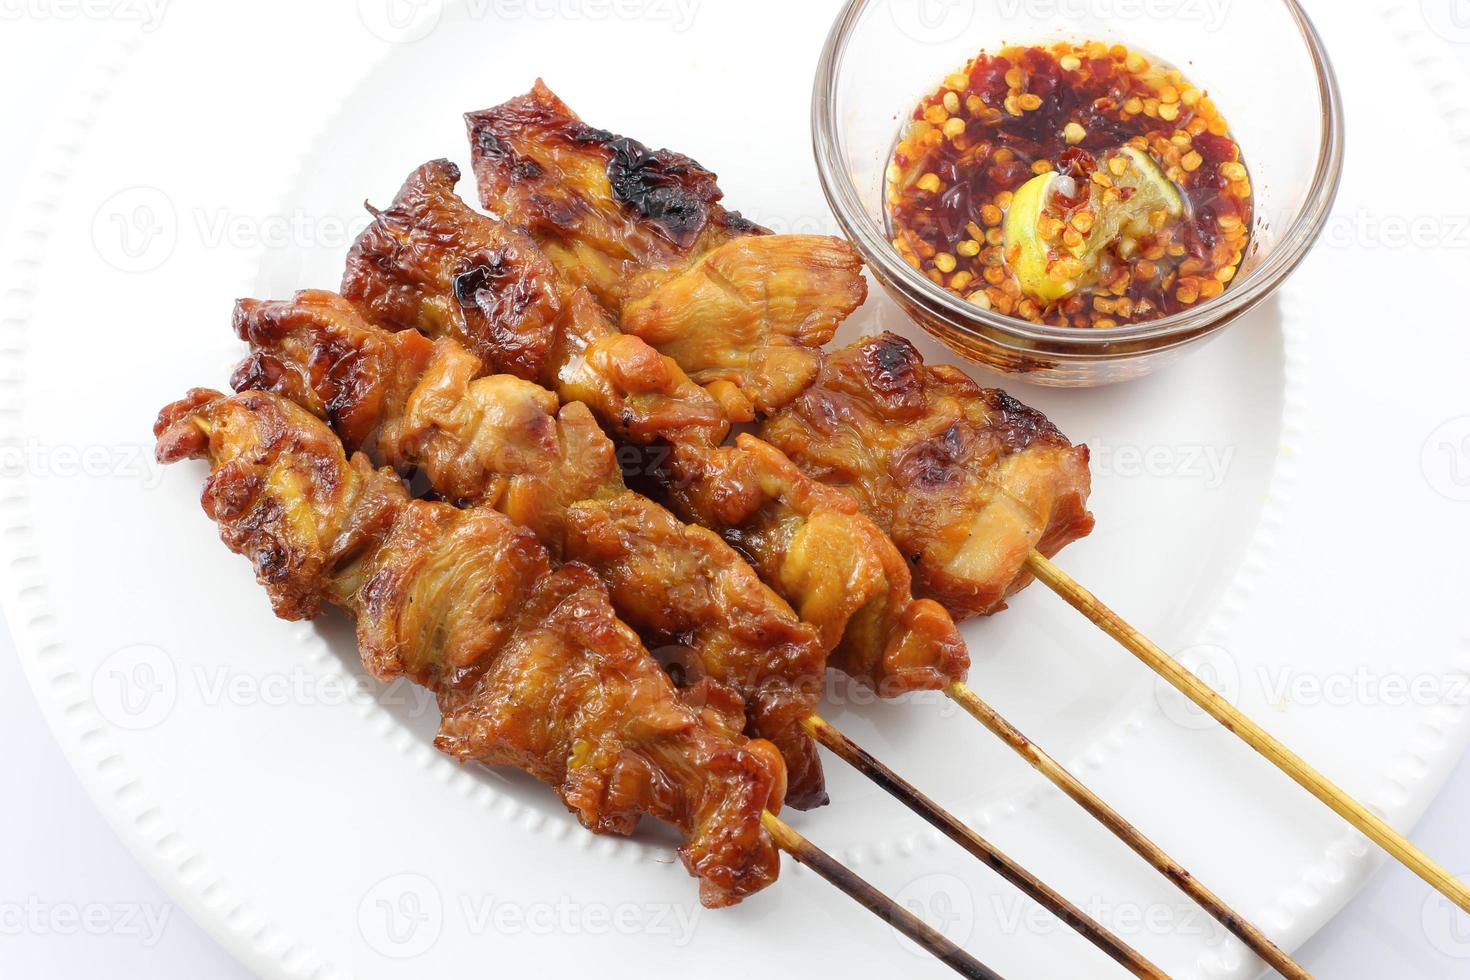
[{"left": 2, "top": 4, "right": 1468, "bottom": 978}]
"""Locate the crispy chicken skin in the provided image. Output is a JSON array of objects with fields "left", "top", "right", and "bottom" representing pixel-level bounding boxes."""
[
  {"left": 232, "top": 290, "right": 831, "bottom": 808},
  {"left": 465, "top": 81, "right": 867, "bottom": 415},
  {"left": 761, "top": 334, "right": 1095, "bottom": 620},
  {"left": 154, "top": 388, "right": 785, "bottom": 906},
  {"left": 341, "top": 163, "right": 970, "bottom": 695}
]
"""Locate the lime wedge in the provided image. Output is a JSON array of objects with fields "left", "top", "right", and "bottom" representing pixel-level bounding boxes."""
[
  {"left": 1002, "top": 170, "right": 1075, "bottom": 304},
  {"left": 1100, "top": 145, "right": 1185, "bottom": 246},
  {"left": 1002, "top": 146, "right": 1186, "bottom": 306}
]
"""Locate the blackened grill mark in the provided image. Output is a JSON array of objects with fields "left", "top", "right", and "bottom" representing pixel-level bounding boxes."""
[
  {"left": 571, "top": 124, "right": 616, "bottom": 146},
  {"left": 857, "top": 334, "right": 926, "bottom": 416},
  {"left": 985, "top": 388, "right": 1068, "bottom": 451},
  {"left": 563, "top": 123, "right": 720, "bottom": 249},
  {"left": 476, "top": 128, "right": 506, "bottom": 157},
  {"left": 721, "top": 210, "right": 766, "bottom": 236},
  {"left": 473, "top": 127, "right": 542, "bottom": 180},
  {"left": 323, "top": 348, "right": 371, "bottom": 431},
  {"left": 453, "top": 256, "right": 509, "bottom": 307},
  {"left": 229, "top": 351, "right": 287, "bottom": 396},
  {"left": 603, "top": 136, "right": 711, "bottom": 248},
  {"left": 869, "top": 337, "right": 917, "bottom": 389},
  {"left": 256, "top": 546, "right": 288, "bottom": 579}
]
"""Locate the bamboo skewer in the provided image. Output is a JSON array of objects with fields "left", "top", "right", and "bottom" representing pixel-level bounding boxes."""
[
  {"left": 1024, "top": 548, "right": 1470, "bottom": 917},
  {"left": 802, "top": 716, "right": 1166, "bottom": 979},
  {"left": 943, "top": 682, "right": 1309, "bottom": 979},
  {"left": 762, "top": 811, "right": 1004, "bottom": 980}
]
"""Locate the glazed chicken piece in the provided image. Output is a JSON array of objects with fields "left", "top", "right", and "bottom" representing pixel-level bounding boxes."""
[
  {"left": 340, "top": 161, "right": 968, "bottom": 695},
  {"left": 659, "top": 434, "right": 968, "bottom": 694},
  {"left": 761, "top": 334, "right": 1095, "bottom": 620},
  {"left": 154, "top": 388, "right": 785, "bottom": 906},
  {"left": 465, "top": 81, "right": 868, "bottom": 416},
  {"left": 231, "top": 290, "right": 831, "bottom": 808}
]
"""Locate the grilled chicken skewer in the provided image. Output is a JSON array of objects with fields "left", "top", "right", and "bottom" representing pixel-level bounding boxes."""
[
  {"left": 156, "top": 387, "right": 1011, "bottom": 979},
  {"left": 763, "top": 328, "right": 1470, "bottom": 939},
  {"left": 462, "top": 90, "right": 1315, "bottom": 976},
  {"left": 231, "top": 287, "right": 1167, "bottom": 979},
  {"left": 154, "top": 387, "right": 785, "bottom": 909}
]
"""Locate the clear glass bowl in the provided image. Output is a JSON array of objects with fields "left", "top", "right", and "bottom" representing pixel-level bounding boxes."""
[{"left": 812, "top": 0, "right": 1344, "bottom": 386}]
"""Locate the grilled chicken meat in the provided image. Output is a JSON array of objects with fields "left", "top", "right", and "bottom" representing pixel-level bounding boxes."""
[
  {"left": 154, "top": 388, "right": 785, "bottom": 906},
  {"left": 761, "top": 334, "right": 1095, "bottom": 620},
  {"left": 231, "top": 289, "right": 831, "bottom": 808},
  {"left": 339, "top": 161, "right": 968, "bottom": 695},
  {"left": 465, "top": 81, "right": 867, "bottom": 416}
]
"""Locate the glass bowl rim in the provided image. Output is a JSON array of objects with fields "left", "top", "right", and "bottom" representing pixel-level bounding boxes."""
[{"left": 810, "top": 0, "right": 1346, "bottom": 348}]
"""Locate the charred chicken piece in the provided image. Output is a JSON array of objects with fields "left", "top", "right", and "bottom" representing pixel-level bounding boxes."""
[
  {"left": 232, "top": 290, "right": 830, "bottom": 808},
  {"left": 761, "top": 334, "right": 1095, "bottom": 620},
  {"left": 345, "top": 157, "right": 563, "bottom": 383},
  {"left": 340, "top": 162, "right": 969, "bottom": 695},
  {"left": 342, "top": 160, "right": 731, "bottom": 448},
  {"left": 465, "top": 81, "right": 868, "bottom": 415},
  {"left": 154, "top": 388, "right": 785, "bottom": 907}
]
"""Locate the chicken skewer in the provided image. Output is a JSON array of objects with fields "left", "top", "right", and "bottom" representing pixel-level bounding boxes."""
[
  {"left": 773, "top": 332, "right": 1470, "bottom": 921},
  {"left": 462, "top": 88, "right": 1316, "bottom": 975},
  {"left": 154, "top": 386, "right": 1001, "bottom": 980},
  {"left": 324, "top": 158, "right": 1298, "bottom": 975},
  {"left": 232, "top": 288, "right": 1166, "bottom": 979},
  {"left": 154, "top": 387, "right": 784, "bottom": 908}
]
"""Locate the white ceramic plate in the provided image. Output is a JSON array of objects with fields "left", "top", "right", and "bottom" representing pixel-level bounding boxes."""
[{"left": 4, "top": 1, "right": 1470, "bottom": 977}]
